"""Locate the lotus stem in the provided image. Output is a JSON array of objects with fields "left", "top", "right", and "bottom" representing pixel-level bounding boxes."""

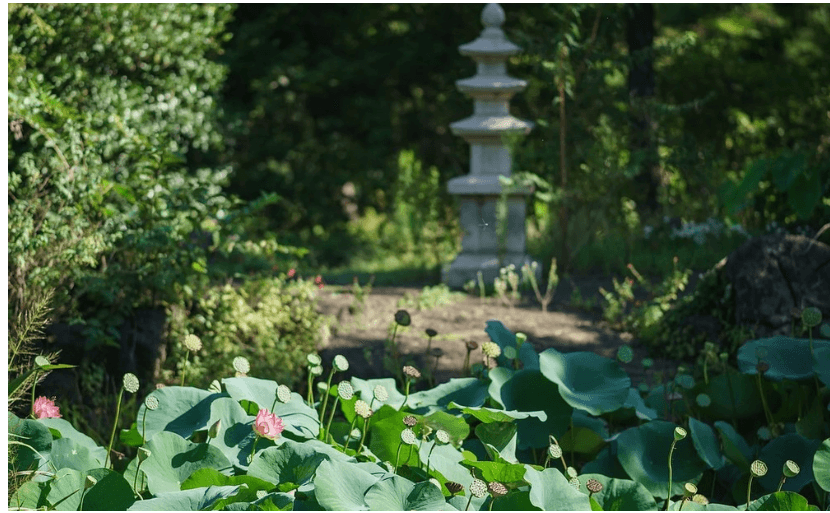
[
  {"left": 394, "top": 440, "right": 404, "bottom": 473},
  {"left": 318, "top": 369, "right": 335, "bottom": 439},
  {"left": 343, "top": 415, "right": 358, "bottom": 453},
  {"left": 357, "top": 417, "right": 370, "bottom": 454},
  {"left": 105, "top": 387, "right": 125, "bottom": 469},
  {"left": 324, "top": 397, "right": 339, "bottom": 444},
  {"left": 248, "top": 436, "right": 260, "bottom": 464},
  {"left": 180, "top": 351, "right": 190, "bottom": 387}
]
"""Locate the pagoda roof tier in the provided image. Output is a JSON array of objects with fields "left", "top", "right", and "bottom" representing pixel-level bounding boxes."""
[
  {"left": 456, "top": 75, "right": 527, "bottom": 95},
  {"left": 450, "top": 115, "right": 533, "bottom": 138}
]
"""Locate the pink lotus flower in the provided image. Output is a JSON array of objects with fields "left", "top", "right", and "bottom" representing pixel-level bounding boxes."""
[
  {"left": 253, "top": 409, "right": 284, "bottom": 440},
  {"left": 33, "top": 397, "right": 61, "bottom": 419}
]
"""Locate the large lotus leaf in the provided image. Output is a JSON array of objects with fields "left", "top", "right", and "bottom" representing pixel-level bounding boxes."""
[
  {"left": 248, "top": 492, "right": 295, "bottom": 511},
  {"left": 539, "top": 347, "right": 631, "bottom": 415},
  {"left": 44, "top": 467, "right": 84, "bottom": 510},
  {"left": 573, "top": 410, "right": 610, "bottom": 440},
  {"left": 135, "top": 386, "right": 220, "bottom": 442},
  {"left": 127, "top": 485, "right": 242, "bottom": 511},
  {"left": 616, "top": 420, "right": 707, "bottom": 499},
  {"left": 406, "top": 378, "right": 489, "bottom": 415},
  {"left": 202, "top": 396, "right": 255, "bottom": 466},
  {"left": 9, "top": 480, "right": 47, "bottom": 510},
  {"left": 795, "top": 396, "right": 826, "bottom": 441},
  {"left": 423, "top": 409, "right": 471, "bottom": 444},
  {"left": 447, "top": 493, "right": 488, "bottom": 512},
  {"left": 313, "top": 458, "right": 378, "bottom": 511},
  {"left": 490, "top": 490, "right": 537, "bottom": 511},
  {"left": 714, "top": 421, "right": 753, "bottom": 470},
  {"left": 644, "top": 385, "right": 690, "bottom": 420},
  {"left": 814, "top": 438, "right": 830, "bottom": 492},
  {"left": 756, "top": 434, "right": 821, "bottom": 493},
  {"left": 523, "top": 465, "right": 593, "bottom": 510},
  {"left": 415, "top": 440, "right": 473, "bottom": 494},
  {"left": 747, "top": 491, "right": 813, "bottom": 511},
  {"left": 84, "top": 467, "right": 137, "bottom": 511},
  {"left": 48, "top": 437, "right": 102, "bottom": 474},
  {"left": 181, "top": 467, "right": 274, "bottom": 509},
  {"left": 487, "top": 367, "right": 515, "bottom": 408},
  {"left": 475, "top": 422, "right": 518, "bottom": 462},
  {"left": 497, "top": 369, "right": 573, "bottom": 449},
  {"left": 369, "top": 409, "right": 423, "bottom": 469},
  {"left": 485, "top": 320, "right": 540, "bottom": 370},
  {"left": 622, "top": 388, "right": 658, "bottom": 421},
  {"left": 689, "top": 417, "right": 725, "bottom": 470},
  {"left": 582, "top": 445, "right": 630, "bottom": 480},
  {"left": 738, "top": 337, "right": 830, "bottom": 381},
  {"left": 559, "top": 426, "right": 606, "bottom": 456},
  {"left": 350, "top": 377, "right": 407, "bottom": 410},
  {"left": 668, "top": 499, "right": 738, "bottom": 511},
  {"left": 223, "top": 377, "right": 320, "bottom": 440},
  {"left": 700, "top": 369, "right": 762, "bottom": 419},
  {"left": 9, "top": 411, "right": 53, "bottom": 473},
  {"left": 448, "top": 401, "right": 547, "bottom": 424},
  {"left": 577, "top": 473, "right": 657, "bottom": 511},
  {"left": 140, "top": 431, "right": 232, "bottom": 495},
  {"left": 39, "top": 418, "right": 107, "bottom": 466},
  {"left": 814, "top": 344, "right": 830, "bottom": 387},
  {"left": 248, "top": 440, "right": 330, "bottom": 490},
  {"left": 364, "top": 476, "right": 454, "bottom": 511},
  {"left": 462, "top": 458, "right": 527, "bottom": 484}
]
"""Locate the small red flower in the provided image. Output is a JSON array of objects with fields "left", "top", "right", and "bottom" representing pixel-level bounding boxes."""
[
  {"left": 287, "top": 268, "right": 296, "bottom": 278},
  {"left": 314, "top": 275, "right": 322, "bottom": 284},
  {"left": 33, "top": 397, "right": 61, "bottom": 419},
  {"left": 253, "top": 409, "right": 284, "bottom": 440}
]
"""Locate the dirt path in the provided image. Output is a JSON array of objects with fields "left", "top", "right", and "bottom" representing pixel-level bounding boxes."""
[{"left": 315, "top": 282, "right": 679, "bottom": 390}]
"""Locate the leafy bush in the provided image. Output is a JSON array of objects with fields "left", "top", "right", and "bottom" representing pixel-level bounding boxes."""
[{"left": 164, "top": 276, "right": 328, "bottom": 390}]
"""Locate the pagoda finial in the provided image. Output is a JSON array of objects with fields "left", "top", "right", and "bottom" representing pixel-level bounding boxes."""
[{"left": 481, "top": 3, "right": 505, "bottom": 29}]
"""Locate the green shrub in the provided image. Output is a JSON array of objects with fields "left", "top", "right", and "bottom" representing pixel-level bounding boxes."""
[{"left": 165, "top": 276, "right": 328, "bottom": 390}]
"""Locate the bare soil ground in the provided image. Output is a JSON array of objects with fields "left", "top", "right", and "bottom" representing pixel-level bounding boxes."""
[{"left": 314, "top": 277, "right": 681, "bottom": 391}]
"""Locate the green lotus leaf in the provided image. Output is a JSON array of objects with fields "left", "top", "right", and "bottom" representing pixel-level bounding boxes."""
[
  {"left": 126, "top": 485, "right": 242, "bottom": 511},
  {"left": 581, "top": 445, "right": 629, "bottom": 480},
  {"left": 577, "top": 473, "right": 657, "bottom": 511},
  {"left": 616, "top": 420, "right": 707, "bottom": 499},
  {"left": 699, "top": 369, "right": 762, "bottom": 419},
  {"left": 559, "top": 426, "right": 606, "bottom": 455},
  {"left": 415, "top": 440, "right": 473, "bottom": 494},
  {"left": 223, "top": 377, "right": 320, "bottom": 440},
  {"left": 140, "top": 431, "right": 232, "bottom": 495},
  {"left": 135, "top": 386, "right": 220, "bottom": 442},
  {"left": 644, "top": 384, "right": 690, "bottom": 419},
  {"left": 49, "top": 437, "right": 102, "bottom": 474},
  {"left": 462, "top": 458, "right": 527, "bottom": 484},
  {"left": 523, "top": 465, "right": 592, "bottom": 510},
  {"left": 83, "top": 467, "right": 137, "bottom": 511},
  {"left": 9, "top": 411, "right": 53, "bottom": 473},
  {"left": 364, "top": 476, "right": 454, "bottom": 511},
  {"left": 447, "top": 401, "right": 547, "bottom": 424},
  {"left": 572, "top": 410, "right": 610, "bottom": 440},
  {"left": 9, "top": 480, "right": 48, "bottom": 510},
  {"left": 119, "top": 422, "right": 145, "bottom": 447},
  {"left": 814, "top": 438, "right": 830, "bottom": 492},
  {"left": 44, "top": 467, "right": 84, "bottom": 511},
  {"left": 40, "top": 418, "right": 107, "bottom": 466},
  {"left": 746, "top": 491, "right": 812, "bottom": 511},
  {"left": 313, "top": 458, "right": 378, "bottom": 511},
  {"left": 714, "top": 421, "right": 753, "bottom": 470},
  {"left": 795, "top": 396, "right": 826, "bottom": 441},
  {"left": 756, "top": 434, "right": 821, "bottom": 493},
  {"left": 622, "top": 387, "right": 658, "bottom": 421},
  {"left": 423, "top": 409, "right": 470, "bottom": 444},
  {"left": 689, "top": 417, "right": 725, "bottom": 470},
  {"left": 812, "top": 344, "right": 830, "bottom": 387},
  {"left": 247, "top": 440, "right": 331, "bottom": 489},
  {"left": 248, "top": 492, "right": 295, "bottom": 511},
  {"left": 489, "top": 490, "right": 537, "bottom": 511},
  {"left": 485, "top": 320, "right": 540, "bottom": 370},
  {"left": 495, "top": 369, "right": 573, "bottom": 449},
  {"left": 539, "top": 347, "right": 631, "bottom": 416},
  {"left": 181, "top": 467, "right": 274, "bottom": 509},
  {"left": 406, "top": 378, "right": 489, "bottom": 415},
  {"left": 737, "top": 337, "right": 829, "bottom": 381},
  {"left": 487, "top": 367, "right": 515, "bottom": 408},
  {"left": 475, "top": 422, "right": 518, "bottom": 463},
  {"left": 203, "top": 396, "right": 256, "bottom": 466},
  {"left": 668, "top": 499, "right": 738, "bottom": 511},
  {"left": 350, "top": 377, "right": 406, "bottom": 409},
  {"left": 369, "top": 408, "right": 422, "bottom": 469}
]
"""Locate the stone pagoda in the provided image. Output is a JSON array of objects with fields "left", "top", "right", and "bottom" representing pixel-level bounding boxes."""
[{"left": 442, "top": 3, "right": 537, "bottom": 289}]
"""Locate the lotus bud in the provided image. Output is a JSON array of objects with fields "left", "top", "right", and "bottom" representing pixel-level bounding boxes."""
[{"left": 208, "top": 419, "right": 221, "bottom": 439}]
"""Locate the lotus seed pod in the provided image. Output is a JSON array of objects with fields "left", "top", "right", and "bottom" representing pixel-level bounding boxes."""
[
  {"left": 394, "top": 309, "right": 411, "bottom": 327},
  {"left": 566, "top": 466, "right": 578, "bottom": 479},
  {"left": 757, "top": 426, "right": 772, "bottom": 441},
  {"left": 756, "top": 361, "right": 770, "bottom": 374},
  {"left": 277, "top": 385, "right": 292, "bottom": 404},
  {"left": 84, "top": 475, "right": 98, "bottom": 489},
  {"left": 515, "top": 333, "right": 527, "bottom": 346},
  {"left": 638, "top": 383, "right": 650, "bottom": 394},
  {"left": 401, "top": 428, "right": 417, "bottom": 445},
  {"left": 316, "top": 382, "right": 328, "bottom": 393},
  {"left": 802, "top": 307, "right": 822, "bottom": 328},
  {"left": 821, "top": 323, "right": 830, "bottom": 338},
  {"left": 469, "top": 479, "right": 487, "bottom": 498},
  {"left": 333, "top": 355, "right": 349, "bottom": 372},
  {"left": 307, "top": 353, "right": 322, "bottom": 366},
  {"left": 208, "top": 419, "right": 221, "bottom": 439},
  {"left": 310, "top": 365, "right": 323, "bottom": 377},
  {"left": 354, "top": 400, "right": 372, "bottom": 419},
  {"left": 569, "top": 477, "right": 580, "bottom": 490},
  {"left": 445, "top": 481, "right": 463, "bottom": 495},
  {"left": 137, "top": 447, "right": 151, "bottom": 462},
  {"left": 256, "top": 490, "right": 267, "bottom": 500},
  {"left": 34, "top": 355, "right": 50, "bottom": 368},
  {"left": 675, "top": 374, "right": 695, "bottom": 390},
  {"left": 144, "top": 395, "right": 159, "bottom": 411},
  {"left": 436, "top": 429, "right": 450, "bottom": 444},
  {"left": 548, "top": 443, "right": 563, "bottom": 459},
  {"left": 692, "top": 494, "right": 709, "bottom": 505},
  {"left": 696, "top": 393, "right": 711, "bottom": 407},
  {"left": 617, "top": 345, "right": 634, "bottom": 363},
  {"left": 208, "top": 380, "right": 222, "bottom": 393},
  {"left": 373, "top": 385, "right": 388, "bottom": 402},
  {"left": 488, "top": 481, "right": 508, "bottom": 497},
  {"left": 782, "top": 460, "right": 800, "bottom": 478},
  {"left": 466, "top": 340, "right": 479, "bottom": 351},
  {"left": 503, "top": 346, "right": 517, "bottom": 360},
  {"left": 233, "top": 356, "right": 250, "bottom": 374},
  {"left": 586, "top": 479, "right": 603, "bottom": 494},
  {"left": 430, "top": 347, "right": 444, "bottom": 358},
  {"left": 641, "top": 357, "right": 654, "bottom": 369},
  {"left": 184, "top": 334, "right": 202, "bottom": 352},
  {"left": 403, "top": 415, "right": 418, "bottom": 427},
  {"left": 123, "top": 373, "right": 140, "bottom": 394},
  {"left": 426, "top": 328, "right": 438, "bottom": 338},
  {"left": 350, "top": 428, "right": 361, "bottom": 439},
  {"left": 755, "top": 347, "right": 768, "bottom": 360},
  {"left": 683, "top": 483, "right": 698, "bottom": 497},
  {"left": 750, "top": 460, "right": 768, "bottom": 478},
  {"left": 481, "top": 342, "right": 501, "bottom": 358},
  {"left": 402, "top": 365, "right": 421, "bottom": 379},
  {"left": 674, "top": 426, "right": 687, "bottom": 441},
  {"left": 337, "top": 381, "right": 354, "bottom": 400}
]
